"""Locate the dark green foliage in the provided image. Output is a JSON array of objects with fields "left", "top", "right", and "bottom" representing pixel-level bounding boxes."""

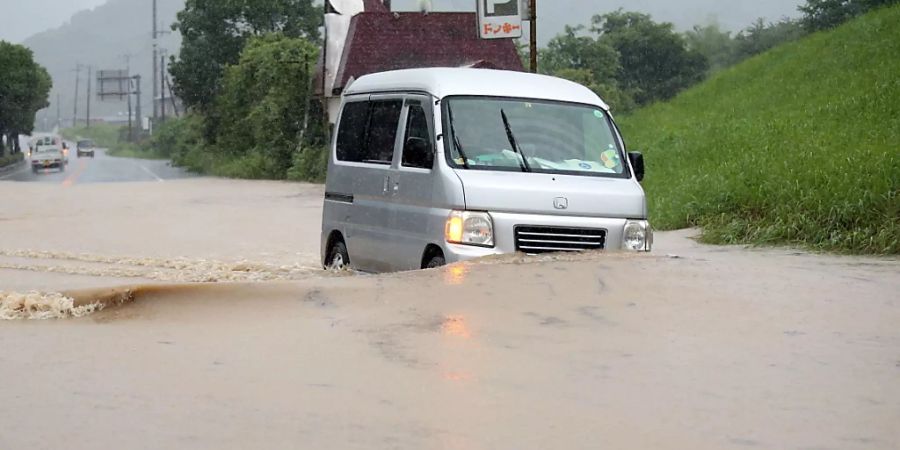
[
  {"left": 592, "top": 10, "right": 709, "bottom": 106},
  {"left": 800, "top": 0, "right": 899, "bottom": 31},
  {"left": 0, "top": 152, "right": 24, "bottom": 168},
  {"left": 684, "top": 24, "right": 739, "bottom": 72},
  {"left": 539, "top": 26, "right": 634, "bottom": 112},
  {"left": 733, "top": 18, "right": 805, "bottom": 60},
  {"left": 209, "top": 34, "right": 318, "bottom": 178},
  {"left": 169, "top": 0, "right": 322, "bottom": 112},
  {"left": 0, "top": 41, "right": 51, "bottom": 156},
  {"left": 539, "top": 12, "right": 709, "bottom": 111},
  {"left": 159, "top": 35, "right": 324, "bottom": 181},
  {"left": 287, "top": 145, "right": 328, "bottom": 183},
  {"left": 619, "top": 6, "right": 900, "bottom": 254}
]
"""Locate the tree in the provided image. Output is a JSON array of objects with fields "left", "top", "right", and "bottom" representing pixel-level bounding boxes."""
[
  {"left": 539, "top": 26, "right": 635, "bottom": 111},
  {"left": 0, "top": 41, "right": 51, "bottom": 156},
  {"left": 684, "top": 23, "right": 739, "bottom": 72},
  {"left": 169, "top": 0, "right": 322, "bottom": 112},
  {"left": 800, "top": 0, "right": 899, "bottom": 31},
  {"left": 733, "top": 18, "right": 805, "bottom": 59},
  {"left": 210, "top": 34, "right": 319, "bottom": 178},
  {"left": 592, "top": 10, "right": 709, "bottom": 106}
]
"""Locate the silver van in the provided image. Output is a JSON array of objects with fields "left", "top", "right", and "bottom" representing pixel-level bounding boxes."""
[{"left": 321, "top": 68, "right": 651, "bottom": 272}]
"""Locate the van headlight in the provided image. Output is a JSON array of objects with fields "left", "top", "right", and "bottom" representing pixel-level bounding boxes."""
[
  {"left": 446, "top": 211, "right": 494, "bottom": 247},
  {"left": 623, "top": 220, "right": 652, "bottom": 252}
]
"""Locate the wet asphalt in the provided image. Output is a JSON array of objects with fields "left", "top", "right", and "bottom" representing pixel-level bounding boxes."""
[{"left": 0, "top": 144, "right": 194, "bottom": 184}]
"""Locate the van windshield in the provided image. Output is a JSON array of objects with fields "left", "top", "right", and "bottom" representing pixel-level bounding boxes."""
[{"left": 444, "top": 97, "right": 628, "bottom": 177}]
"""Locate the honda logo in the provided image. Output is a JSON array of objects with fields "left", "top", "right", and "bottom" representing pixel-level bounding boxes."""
[{"left": 553, "top": 197, "right": 568, "bottom": 210}]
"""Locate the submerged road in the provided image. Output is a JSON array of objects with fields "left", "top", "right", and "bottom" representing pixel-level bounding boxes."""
[{"left": 0, "top": 145, "right": 194, "bottom": 184}]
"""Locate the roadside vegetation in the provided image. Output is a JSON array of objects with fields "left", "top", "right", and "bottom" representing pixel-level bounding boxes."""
[
  {"left": 618, "top": 4, "right": 900, "bottom": 254},
  {"left": 156, "top": 0, "right": 326, "bottom": 181},
  {"left": 0, "top": 152, "right": 24, "bottom": 169},
  {"left": 0, "top": 41, "right": 51, "bottom": 161},
  {"left": 61, "top": 124, "right": 167, "bottom": 159}
]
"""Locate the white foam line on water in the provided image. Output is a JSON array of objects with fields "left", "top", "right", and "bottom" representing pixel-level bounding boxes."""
[
  {"left": 137, "top": 163, "right": 164, "bottom": 182},
  {"left": 1, "top": 290, "right": 103, "bottom": 320}
]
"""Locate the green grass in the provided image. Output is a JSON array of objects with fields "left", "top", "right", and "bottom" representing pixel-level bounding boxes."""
[
  {"left": 61, "top": 124, "right": 120, "bottom": 149},
  {"left": 61, "top": 124, "right": 166, "bottom": 159},
  {"left": 0, "top": 152, "right": 24, "bottom": 169},
  {"left": 618, "top": 5, "right": 900, "bottom": 254}
]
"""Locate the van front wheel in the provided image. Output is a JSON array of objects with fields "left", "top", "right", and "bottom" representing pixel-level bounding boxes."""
[
  {"left": 326, "top": 241, "right": 350, "bottom": 271},
  {"left": 425, "top": 255, "right": 445, "bottom": 269}
]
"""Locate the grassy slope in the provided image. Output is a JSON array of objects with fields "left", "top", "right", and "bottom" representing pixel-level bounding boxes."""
[{"left": 619, "top": 6, "right": 899, "bottom": 254}]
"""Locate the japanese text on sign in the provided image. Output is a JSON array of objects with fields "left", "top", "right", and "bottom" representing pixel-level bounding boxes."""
[{"left": 477, "top": 0, "right": 524, "bottom": 39}]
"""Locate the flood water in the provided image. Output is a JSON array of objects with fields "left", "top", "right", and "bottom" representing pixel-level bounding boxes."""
[{"left": 1, "top": 178, "right": 898, "bottom": 449}]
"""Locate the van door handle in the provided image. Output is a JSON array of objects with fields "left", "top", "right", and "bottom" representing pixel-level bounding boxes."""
[{"left": 383, "top": 176, "right": 390, "bottom": 194}]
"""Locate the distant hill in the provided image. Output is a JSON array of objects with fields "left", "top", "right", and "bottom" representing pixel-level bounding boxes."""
[
  {"left": 618, "top": 5, "right": 900, "bottom": 254},
  {"left": 24, "top": 0, "right": 184, "bottom": 130}
]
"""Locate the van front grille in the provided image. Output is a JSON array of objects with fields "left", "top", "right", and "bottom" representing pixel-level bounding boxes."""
[{"left": 514, "top": 226, "right": 607, "bottom": 254}]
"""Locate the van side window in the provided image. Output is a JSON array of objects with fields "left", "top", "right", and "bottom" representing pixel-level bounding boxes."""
[
  {"left": 402, "top": 104, "right": 434, "bottom": 169},
  {"left": 336, "top": 101, "right": 370, "bottom": 162},
  {"left": 365, "top": 100, "right": 403, "bottom": 164}
]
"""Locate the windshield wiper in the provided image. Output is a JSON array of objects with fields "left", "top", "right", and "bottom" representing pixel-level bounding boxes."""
[
  {"left": 445, "top": 103, "right": 470, "bottom": 169},
  {"left": 500, "top": 109, "right": 531, "bottom": 173}
]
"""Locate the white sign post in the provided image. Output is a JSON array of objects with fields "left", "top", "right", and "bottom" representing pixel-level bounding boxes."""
[{"left": 476, "top": 0, "right": 523, "bottom": 39}]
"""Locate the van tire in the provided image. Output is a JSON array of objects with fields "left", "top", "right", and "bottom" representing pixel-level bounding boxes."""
[
  {"left": 326, "top": 240, "right": 350, "bottom": 271},
  {"left": 424, "top": 255, "right": 445, "bottom": 269}
]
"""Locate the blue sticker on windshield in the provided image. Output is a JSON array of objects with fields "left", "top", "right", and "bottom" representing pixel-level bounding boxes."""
[
  {"left": 593, "top": 110, "right": 603, "bottom": 119},
  {"left": 579, "top": 162, "right": 592, "bottom": 170}
]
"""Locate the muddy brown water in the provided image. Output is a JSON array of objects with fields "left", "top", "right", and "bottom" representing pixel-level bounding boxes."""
[{"left": 1, "top": 179, "right": 898, "bottom": 449}]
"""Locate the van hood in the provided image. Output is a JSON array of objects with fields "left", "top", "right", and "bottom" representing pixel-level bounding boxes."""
[{"left": 455, "top": 170, "right": 647, "bottom": 218}]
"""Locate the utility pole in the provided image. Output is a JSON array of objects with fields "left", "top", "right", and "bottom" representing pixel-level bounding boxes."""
[
  {"left": 121, "top": 54, "right": 134, "bottom": 141},
  {"left": 529, "top": 0, "right": 537, "bottom": 73},
  {"left": 152, "top": 0, "right": 158, "bottom": 120},
  {"left": 73, "top": 63, "right": 83, "bottom": 127},
  {"left": 160, "top": 52, "right": 166, "bottom": 122},
  {"left": 86, "top": 66, "right": 93, "bottom": 128},
  {"left": 56, "top": 93, "right": 61, "bottom": 129},
  {"left": 165, "top": 75, "right": 179, "bottom": 117},
  {"left": 134, "top": 75, "right": 142, "bottom": 137}
]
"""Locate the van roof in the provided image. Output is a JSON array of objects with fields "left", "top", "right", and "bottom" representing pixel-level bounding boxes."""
[{"left": 344, "top": 68, "right": 610, "bottom": 110}]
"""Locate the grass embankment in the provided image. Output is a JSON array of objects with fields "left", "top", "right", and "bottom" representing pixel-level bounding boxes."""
[
  {"left": 61, "top": 124, "right": 167, "bottom": 159},
  {"left": 618, "top": 5, "right": 899, "bottom": 254}
]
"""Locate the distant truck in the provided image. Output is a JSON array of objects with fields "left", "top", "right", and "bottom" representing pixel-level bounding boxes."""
[{"left": 31, "top": 146, "right": 65, "bottom": 173}]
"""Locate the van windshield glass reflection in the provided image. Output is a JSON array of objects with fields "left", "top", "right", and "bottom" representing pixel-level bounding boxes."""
[{"left": 445, "top": 97, "right": 627, "bottom": 177}]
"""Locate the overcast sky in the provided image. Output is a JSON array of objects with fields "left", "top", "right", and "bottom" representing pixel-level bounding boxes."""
[{"left": 2, "top": 0, "right": 805, "bottom": 44}]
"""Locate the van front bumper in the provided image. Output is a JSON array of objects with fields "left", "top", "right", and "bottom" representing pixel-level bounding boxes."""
[{"left": 442, "top": 211, "right": 650, "bottom": 264}]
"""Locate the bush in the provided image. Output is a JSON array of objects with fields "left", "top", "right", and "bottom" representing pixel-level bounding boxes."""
[
  {"left": 287, "top": 146, "right": 328, "bottom": 183},
  {"left": 0, "top": 152, "right": 24, "bottom": 168}
]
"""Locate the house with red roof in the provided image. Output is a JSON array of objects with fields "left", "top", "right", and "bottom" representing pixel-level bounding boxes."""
[{"left": 319, "top": 0, "right": 525, "bottom": 123}]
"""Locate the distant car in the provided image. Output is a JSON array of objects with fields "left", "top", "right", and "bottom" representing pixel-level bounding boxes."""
[
  {"left": 77, "top": 139, "right": 96, "bottom": 158},
  {"left": 31, "top": 146, "right": 65, "bottom": 173}
]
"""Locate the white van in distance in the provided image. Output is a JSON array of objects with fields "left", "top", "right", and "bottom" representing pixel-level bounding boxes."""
[{"left": 321, "top": 68, "right": 651, "bottom": 272}]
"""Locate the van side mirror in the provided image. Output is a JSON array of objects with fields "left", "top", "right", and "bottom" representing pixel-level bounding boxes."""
[
  {"left": 403, "top": 137, "right": 433, "bottom": 169},
  {"left": 628, "top": 152, "right": 645, "bottom": 182}
]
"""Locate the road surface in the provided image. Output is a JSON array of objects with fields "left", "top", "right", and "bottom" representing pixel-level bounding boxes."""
[
  {"left": 0, "top": 145, "right": 193, "bottom": 184},
  {"left": 0, "top": 177, "right": 898, "bottom": 450}
]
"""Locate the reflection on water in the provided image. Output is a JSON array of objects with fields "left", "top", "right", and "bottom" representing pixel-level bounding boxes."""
[
  {"left": 443, "top": 264, "right": 470, "bottom": 286},
  {"left": 442, "top": 315, "right": 472, "bottom": 339}
]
